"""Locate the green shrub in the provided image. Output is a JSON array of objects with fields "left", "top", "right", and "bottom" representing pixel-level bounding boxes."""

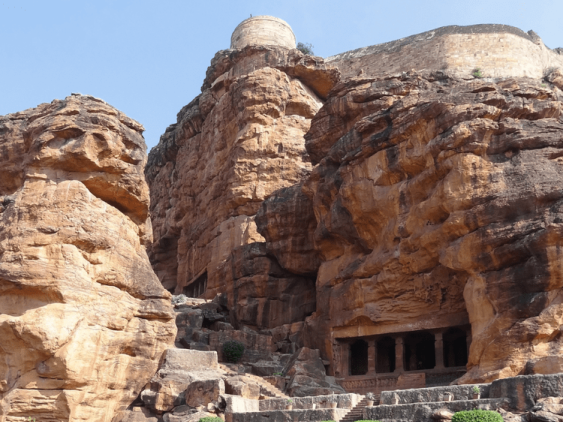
[
  {"left": 355, "top": 420, "right": 381, "bottom": 422},
  {"left": 452, "top": 410, "right": 503, "bottom": 422},
  {"left": 198, "top": 417, "right": 223, "bottom": 422},
  {"left": 297, "top": 42, "right": 315, "bottom": 55},
  {"left": 472, "top": 68, "right": 483, "bottom": 78},
  {"left": 222, "top": 340, "right": 245, "bottom": 363}
]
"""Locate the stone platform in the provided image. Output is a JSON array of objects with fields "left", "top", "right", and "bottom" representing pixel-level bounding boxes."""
[{"left": 364, "top": 374, "right": 563, "bottom": 422}]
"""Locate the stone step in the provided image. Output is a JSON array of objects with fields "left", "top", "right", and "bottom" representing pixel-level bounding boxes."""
[
  {"left": 364, "top": 397, "right": 508, "bottom": 422},
  {"left": 339, "top": 396, "right": 367, "bottom": 422}
]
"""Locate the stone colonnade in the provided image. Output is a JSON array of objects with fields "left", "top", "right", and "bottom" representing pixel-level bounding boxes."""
[{"left": 338, "top": 327, "right": 471, "bottom": 377}]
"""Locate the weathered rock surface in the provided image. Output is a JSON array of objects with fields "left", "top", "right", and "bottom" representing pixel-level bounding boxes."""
[
  {"left": 255, "top": 183, "right": 320, "bottom": 275},
  {"left": 297, "top": 71, "right": 563, "bottom": 382},
  {"left": 141, "top": 349, "right": 223, "bottom": 413},
  {"left": 145, "top": 44, "right": 338, "bottom": 318},
  {"left": 214, "top": 242, "right": 316, "bottom": 329},
  {"left": 282, "top": 347, "right": 345, "bottom": 396},
  {"left": 0, "top": 95, "right": 176, "bottom": 421}
]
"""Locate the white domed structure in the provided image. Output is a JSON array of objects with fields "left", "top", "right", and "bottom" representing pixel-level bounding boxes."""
[{"left": 230, "top": 15, "right": 296, "bottom": 50}]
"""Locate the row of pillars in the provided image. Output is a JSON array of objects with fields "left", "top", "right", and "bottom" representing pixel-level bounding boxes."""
[{"left": 340, "top": 330, "right": 472, "bottom": 376}]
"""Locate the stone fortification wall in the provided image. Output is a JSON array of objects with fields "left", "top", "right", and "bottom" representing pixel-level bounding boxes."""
[
  {"left": 231, "top": 16, "right": 296, "bottom": 50},
  {"left": 328, "top": 24, "right": 563, "bottom": 80}
]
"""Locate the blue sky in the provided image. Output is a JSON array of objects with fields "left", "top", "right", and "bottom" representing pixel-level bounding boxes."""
[{"left": 1, "top": 0, "right": 562, "bottom": 151}]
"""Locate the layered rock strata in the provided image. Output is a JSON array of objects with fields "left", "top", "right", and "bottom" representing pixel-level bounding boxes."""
[
  {"left": 146, "top": 44, "right": 338, "bottom": 329},
  {"left": 295, "top": 69, "right": 563, "bottom": 382},
  {"left": 0, "top": 95, "right": 176, "bottom": 422}
]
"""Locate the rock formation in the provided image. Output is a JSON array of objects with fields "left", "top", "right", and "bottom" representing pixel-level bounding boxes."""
[
  {"left": 0, "top": 95, "right": 176, "bottom": 422},
  {"left": 296, "top": 69, "right": 563, "bottom": 383},
  {"left": 145, "top": 16, "right": 563, "bottom": 391},
  {"left": 145, "top": 41, "right": 338, "bottom": 330}
]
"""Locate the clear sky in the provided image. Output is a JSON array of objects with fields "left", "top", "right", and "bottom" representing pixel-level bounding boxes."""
[{"left": 1, "top": 0, "right": 562, "bottom": 151}]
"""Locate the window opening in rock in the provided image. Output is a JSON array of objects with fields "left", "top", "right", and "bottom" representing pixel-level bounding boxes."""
[
  {"left": 404, "top": 331, "right": 435, "bottom": 371},
  {"left": 183, "top": 271, "right": 207, "bottom": 298},
  {"left": 443, "top": 327, "right": 468, "bottom": 367},
  {"left": 349, "top": 339, "right": 369, "bottom": 376},
  {"left": 376, "top": 336, "right": 396, "bottom": 373}
]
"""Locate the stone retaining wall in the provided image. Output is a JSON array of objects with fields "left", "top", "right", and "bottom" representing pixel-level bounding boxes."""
[
  {"left": 258, "top": 393, "right": 361, "bottom": 410},
  {"left": 379, "top": 383, "right": 490, "bottom": 405}
]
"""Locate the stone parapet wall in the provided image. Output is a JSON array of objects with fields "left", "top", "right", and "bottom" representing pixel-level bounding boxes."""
[
  {"left": 328, "top": 24, "right": 563, "bottom": 80},
  {"left": 379, "top": 383, "right": 490, "bottom": 405},
  {"left": 231, "top": 16, "right": 296, "bottom": 49},
  {"left": 259, "top": 393, "right": 361, "bottom": 410}
]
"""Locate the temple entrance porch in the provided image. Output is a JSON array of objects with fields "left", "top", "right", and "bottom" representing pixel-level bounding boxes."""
[{"left": 336, "top": 325, "right": 471, "bottom": 395}]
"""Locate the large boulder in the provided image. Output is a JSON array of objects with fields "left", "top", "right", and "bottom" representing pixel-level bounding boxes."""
[
  {"left": 141, "top": 349, "right": 224, "bottom": 413},
  {"left": 0, "top": 95, "right": 176, "bottom": 422},
  {"left": 283, "top": 348, "right": 345, "bottom": 397}
]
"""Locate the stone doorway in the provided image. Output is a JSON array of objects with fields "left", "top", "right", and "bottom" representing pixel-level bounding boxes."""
[
  {"left": 443, "top": 327, "right": 468, "bottom": 367},
  {"left": 376, "top": 336, "right": 395, "bottom": 373},
  {"left": 349, "top": 339, "right": 369, "bottom": 375},
  {"left": 404, "top": 331, "right": 435, "bottom": 371}
]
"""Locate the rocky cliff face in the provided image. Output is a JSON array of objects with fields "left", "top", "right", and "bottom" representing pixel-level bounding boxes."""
[
  {"left": 290, "top": 69, "right": 563, "bottom": 382},
  {"left": 0, "top": 95, "right": 176, "bottom": 422},
  {"left": 146, "top": 45, "right": 338, "bottom": 329},
  {"left": 144, "top": 23, "right": 563, "bottom": 387}
]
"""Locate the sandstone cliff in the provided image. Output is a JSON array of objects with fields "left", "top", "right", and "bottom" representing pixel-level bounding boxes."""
[
  {"left": 288, "top": 69, "right": 563, "bottom": 382},
  {"left": 0, "top": 95, "right": 176, "bottom": 422},
  {"left": 146, "top": 45, "right": 338, "bottom": 329}
]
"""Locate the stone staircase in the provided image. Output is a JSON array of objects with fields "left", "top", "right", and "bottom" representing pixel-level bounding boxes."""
[
  {"left": 339, "top": 395, "right": 379, "bottom": 422},
  {"left": 218, "top": 363, "right": 289, "bottom": 399}
]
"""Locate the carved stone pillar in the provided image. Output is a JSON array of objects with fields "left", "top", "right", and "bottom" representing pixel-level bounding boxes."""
[
  {"left": 394, "top": 337, "right": 404, "bottom": 372},
  {"left": 368, "top": 339, "right": 376, "bottom": 375},
  {"left": 342, "top": 342, "right": 350, "bottom": 376},
  {"left": 333, "top": 342, "right": 342, "bottom": 377},
  {"left": 466, "top": 331, "right": 472, "bottom": 358},
  {"left": 434, "top": 331, "right": 445, "bottom": 369}
]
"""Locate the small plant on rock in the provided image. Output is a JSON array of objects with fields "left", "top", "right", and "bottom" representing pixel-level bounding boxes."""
[
  {"left": 273, "top": 371, "right": 283, "bottom": 376},
  {"left": 472, "top": 386, "right": 480, "bottom": 394},
  {"left": 472, "top": 68, "right": 484, "bottom": 78},
  {"left": 297, "top": 42, "right": 315, "bottom": 55},
  {"left": 452, "top": 409, "right": 503, "bottom": 422},
  {"left": 198, "top": 418, "right": 223, "bottom": 422},
  {"left": 221, "top": 340, "right": 245, "bottom": 363},
  {"left": 366, "top": 392, "right": 376, "bottom": 400}
]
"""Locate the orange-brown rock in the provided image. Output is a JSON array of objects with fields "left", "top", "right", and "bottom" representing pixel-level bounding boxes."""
[
  {"left": 145, "top": 44, "right": 338, "bottom": 317},
  {"left": 0, "top": 94, "right": 176, "bottom": 422},
  {"left": 214, "top": 242, "right": 316, "bottom": 329},
  {"left": 297, "top": 71, "right": 563, "bottom": 383},
  {"left": 255, "top": 183, "right": 320, "bottom": 275}
]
